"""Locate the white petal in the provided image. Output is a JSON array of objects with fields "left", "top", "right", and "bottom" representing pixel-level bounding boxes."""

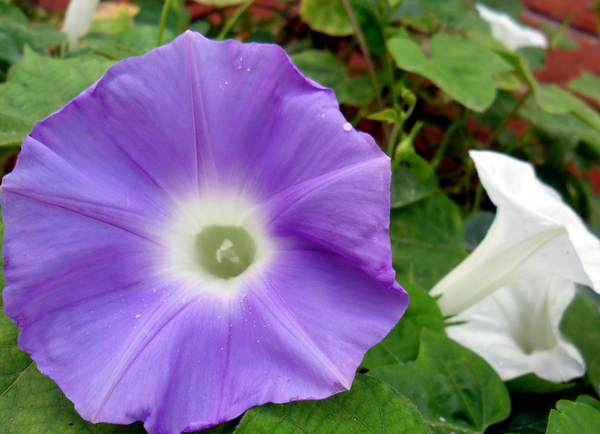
[
  {"left": 476, "top": 3, "right": 548, "bottom": 51},
  {"left": 447, "top": 277, "right": 585, "bottom": 382},
  {"left": 431, "top": 150, "right": 600, "bottom": 315},
  {"left": 63, "top": 0, "right": 101, "bottom": 51}
]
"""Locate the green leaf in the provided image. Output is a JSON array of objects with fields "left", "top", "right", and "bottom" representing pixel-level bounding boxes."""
[
  {"left": 469, "top": 31, "right": 537, "bottom": 89},
  {"left": 576, "top": 395, "right": 600, "bottom": 412},
  {"left": 391, "top": 153, "right": 437, "bottom": 208},
  {"left": 505, "top": 374, "right": 575, "bottom": 394},
  {"left": 348, "top": 0, "right": 388, "bottom": 55},
  {"left": 290, "top": 49, "right": 375, "bottom": 105},
  {"left": 546, "top": 400, "right": 600, "bottom": 434},
  {"left": 299, "top": 0, "right": 353, "bottom": 36},
  {"left": 0, "top": 360, "right": 147, "bottom": 433},
  {"left": 0, "top": 17, "right": 66, "bottom": 65},
  {"left": 134, "top": 0, "right": 188, "bottom": 33},
  {"left": 569, "top": 71, "right": 600, "bottom": 107},
  {"left": 370, "top": 330, "right": 511, "bottom": 434},
  {"left": 88, "top": 2, "right": 141, "bottom": 35},
  {"left": 560, "top": 295, "right": 600, "bottom": 395},
  {"left": 361, "top": 284, "right": 444, "bottom": 369},
  {"left": 520, "top": 99, "right": 600, "bottom": 151},
  {"left": 477, "top": 0, "right": 523, "bottom": 17},
  {"left": 390, "top": 192, "right": 466, "bottom": 289},
  {"left": 235, "top": 374, "right": 432, "bottom": 434},
  {"left": 417, "top": 0, "right": 471, "bottom": 29},
  {"left": 81, "top": 25, "right": 176, "bottom": 60},
  {"left": 0, "top": 47, "right": 114, "bottom": 146},
  {"left": 0, "top": 3, "right": 28, "bottom": 24},
  {"left": 368, "top": 108, "right": 400, "bottom": 123},
  {"left": 387, "top": 34, "right": 512, "bottom": 111}
]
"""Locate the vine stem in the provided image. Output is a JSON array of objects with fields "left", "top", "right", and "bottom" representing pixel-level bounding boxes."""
[
  {"left": 217, "top": 0, "right": 256, "bottom": 41},
  {"left": 339, "top": 0, "right": 383, "bottom": 110},
  {"left": 484, "top": 88, "right": 532, "bottom": 148},
  {"left": 339, "top": 0, "right": 390, "bottom": 143},
  {"left": 157, "top": 0, "right": 175, "bottom": 46}
]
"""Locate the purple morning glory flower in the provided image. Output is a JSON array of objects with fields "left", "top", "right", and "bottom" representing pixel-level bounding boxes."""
[{"left": 1, "top": 32, "right": 407, "bottom": 433}]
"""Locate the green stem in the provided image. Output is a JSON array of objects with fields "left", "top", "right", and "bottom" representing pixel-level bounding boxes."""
[
  {"left": 339, "top": 0, "right": 382, "bottom": 108},
  {"left": 340, "top": 0, "right": 389, "bottom": 143},
  {"left": 385, "top": 52, "right": 398, "bottom": 107},
  {"left": 157, "top": 0, "right": 175, "bottom": 46},
  {"left": 387, "top": 122, "right": 402, "bottom": 158},
  {"left": 350, "top": 104, "right": 372, "bottom": 126},
  {"left": 430, "top": 118, "right": 463, "bottom": 170},
  {"left": 484, "top": 88, "right": 532, "bottom": 148},
  {"left": 217, "top": 0, "right": 256, "bottom": 41}
]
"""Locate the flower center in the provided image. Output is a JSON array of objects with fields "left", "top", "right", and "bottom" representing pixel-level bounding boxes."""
[{"left": 195, "top": 225, "right": 257, "bottom": 279}]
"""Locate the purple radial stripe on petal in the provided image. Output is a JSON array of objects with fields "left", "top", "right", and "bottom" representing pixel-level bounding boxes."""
[
  {"left": 180, "top": 32, "right": 384, "bottom": 199},
  {"left": 259, "top": 154, "right": 396, "bottom": 287},
  {"left": 260, "top": 245, "right": 407, "bottom": 377},
  {"left": 1, "top": 31, "right": 406, "bottom": 434},
  {"left": 1, "top": 192, "right": 169, "bottom": 326}
]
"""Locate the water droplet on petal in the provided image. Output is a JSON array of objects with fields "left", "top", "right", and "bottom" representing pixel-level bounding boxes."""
[{"left": 342, "top": 122, "right": 352, "bottom": 131}]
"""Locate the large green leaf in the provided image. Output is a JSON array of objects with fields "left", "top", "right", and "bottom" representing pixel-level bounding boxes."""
[
  {"left": 361, "top": 284, "right": 444, "bottom": 369},
  {"left": 569, "top": 71, "right": 600, "bottom": 107},
  {"left": 0, "top": 359, "right": 146, "bottom": 433},
  {"left": 477, "top": 0, "right": 523, "bottom": 17},
  {"left": 390, "top": 192, "right": 466, "bottom": 289},
  {"left": 81, "top": 25, "right": 175, "bottom": 60},
  {"left": 546, "top": 400, "right": 600, "bottom": 434},
  {"left": 387, "top": 34, "right": 512, "bottom": 111},
  {"left": 576, "top": 395, "right": 600, "bottom": 412},
  {"left": 505, "top": 373, "right": 575, "bottom": 394},
  {"left": 391, "top": 153, "right": 437, "bottom": 208},
  {"left": 560, "top": 295, "right": 600, "bottom": 395},
  {"left": 290, "top": 50, "right": 375, "bottom": 105},
  {"left": 370, "top": 330, "right": 511, "bottom": 434},
  {"left": 0, "top": 47, "right": 114, "bottom": 146},
  {"left": 299, "top": 0, "right": 353, "bottom": 36},
  {"left": 234, "top": 374, "right": 431, "bottom": 434},
  {"left": 520, "top": 100, "right": 600, "bottom": 151},
  {"left": 0, "top": 17, "right": 66, "bottom": 65}
]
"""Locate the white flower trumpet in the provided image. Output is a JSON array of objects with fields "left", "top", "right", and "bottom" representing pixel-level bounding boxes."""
[
  {"left": 431, "top": 150, "right": 600, "bottom": 317},
  {"left": 63, "top": 0, "right": 101, "bottom": 51},
  {"left": 476, "top": 3, "right": 548, "bottom": 51},
  {"left": 433, "top": 150, "right": 600, "bottom": 382}
]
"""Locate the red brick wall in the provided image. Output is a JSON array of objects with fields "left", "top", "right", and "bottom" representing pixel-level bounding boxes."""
[{"left": 519, "top": 0, "right": 600, "bottom": 86}]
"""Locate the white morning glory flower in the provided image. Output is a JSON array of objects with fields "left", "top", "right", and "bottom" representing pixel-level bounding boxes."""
[
  {"left": 432, "top": 150, "right": 600, "bottom": 382},
  {"left": 431, "top": 150, "right": 600, "bottom": 317},
  {"left": 476, "top": 3, "right": 548, "bottom": 51},
  {"left": 446, "top": 277, "right": 585, "bottom": 382},
  {"left": 63, "top": 0, "right": 101, "bottom": 51}
]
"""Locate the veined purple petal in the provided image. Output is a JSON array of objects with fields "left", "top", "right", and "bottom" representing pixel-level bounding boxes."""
[
  {"left": 1, "top": 32, "right": 406, "bottom": 434},
  {"left": 260, "top": 152, "right": 396, "bottom": 287}
]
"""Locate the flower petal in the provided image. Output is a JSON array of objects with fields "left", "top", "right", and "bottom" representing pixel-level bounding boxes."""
[
  {"left": 431, "top": 150, "right": 600, "bottom": 315},
  {"left": 476, "top": 3, "right": 548, "bottom": 51},
  {"left": 447, "top": 277, "right": 585, "bottom": 382},
  {"left": 260, "top": 151, "right": 396, "bottom": 287}
]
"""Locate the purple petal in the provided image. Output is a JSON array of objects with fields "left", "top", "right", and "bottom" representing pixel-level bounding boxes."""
[
  {"left": 260, "top": 151, "right": 396, "bottom": 287},
  {"left": 1, "top": 32, "right": 406, "bottom": 434}
]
